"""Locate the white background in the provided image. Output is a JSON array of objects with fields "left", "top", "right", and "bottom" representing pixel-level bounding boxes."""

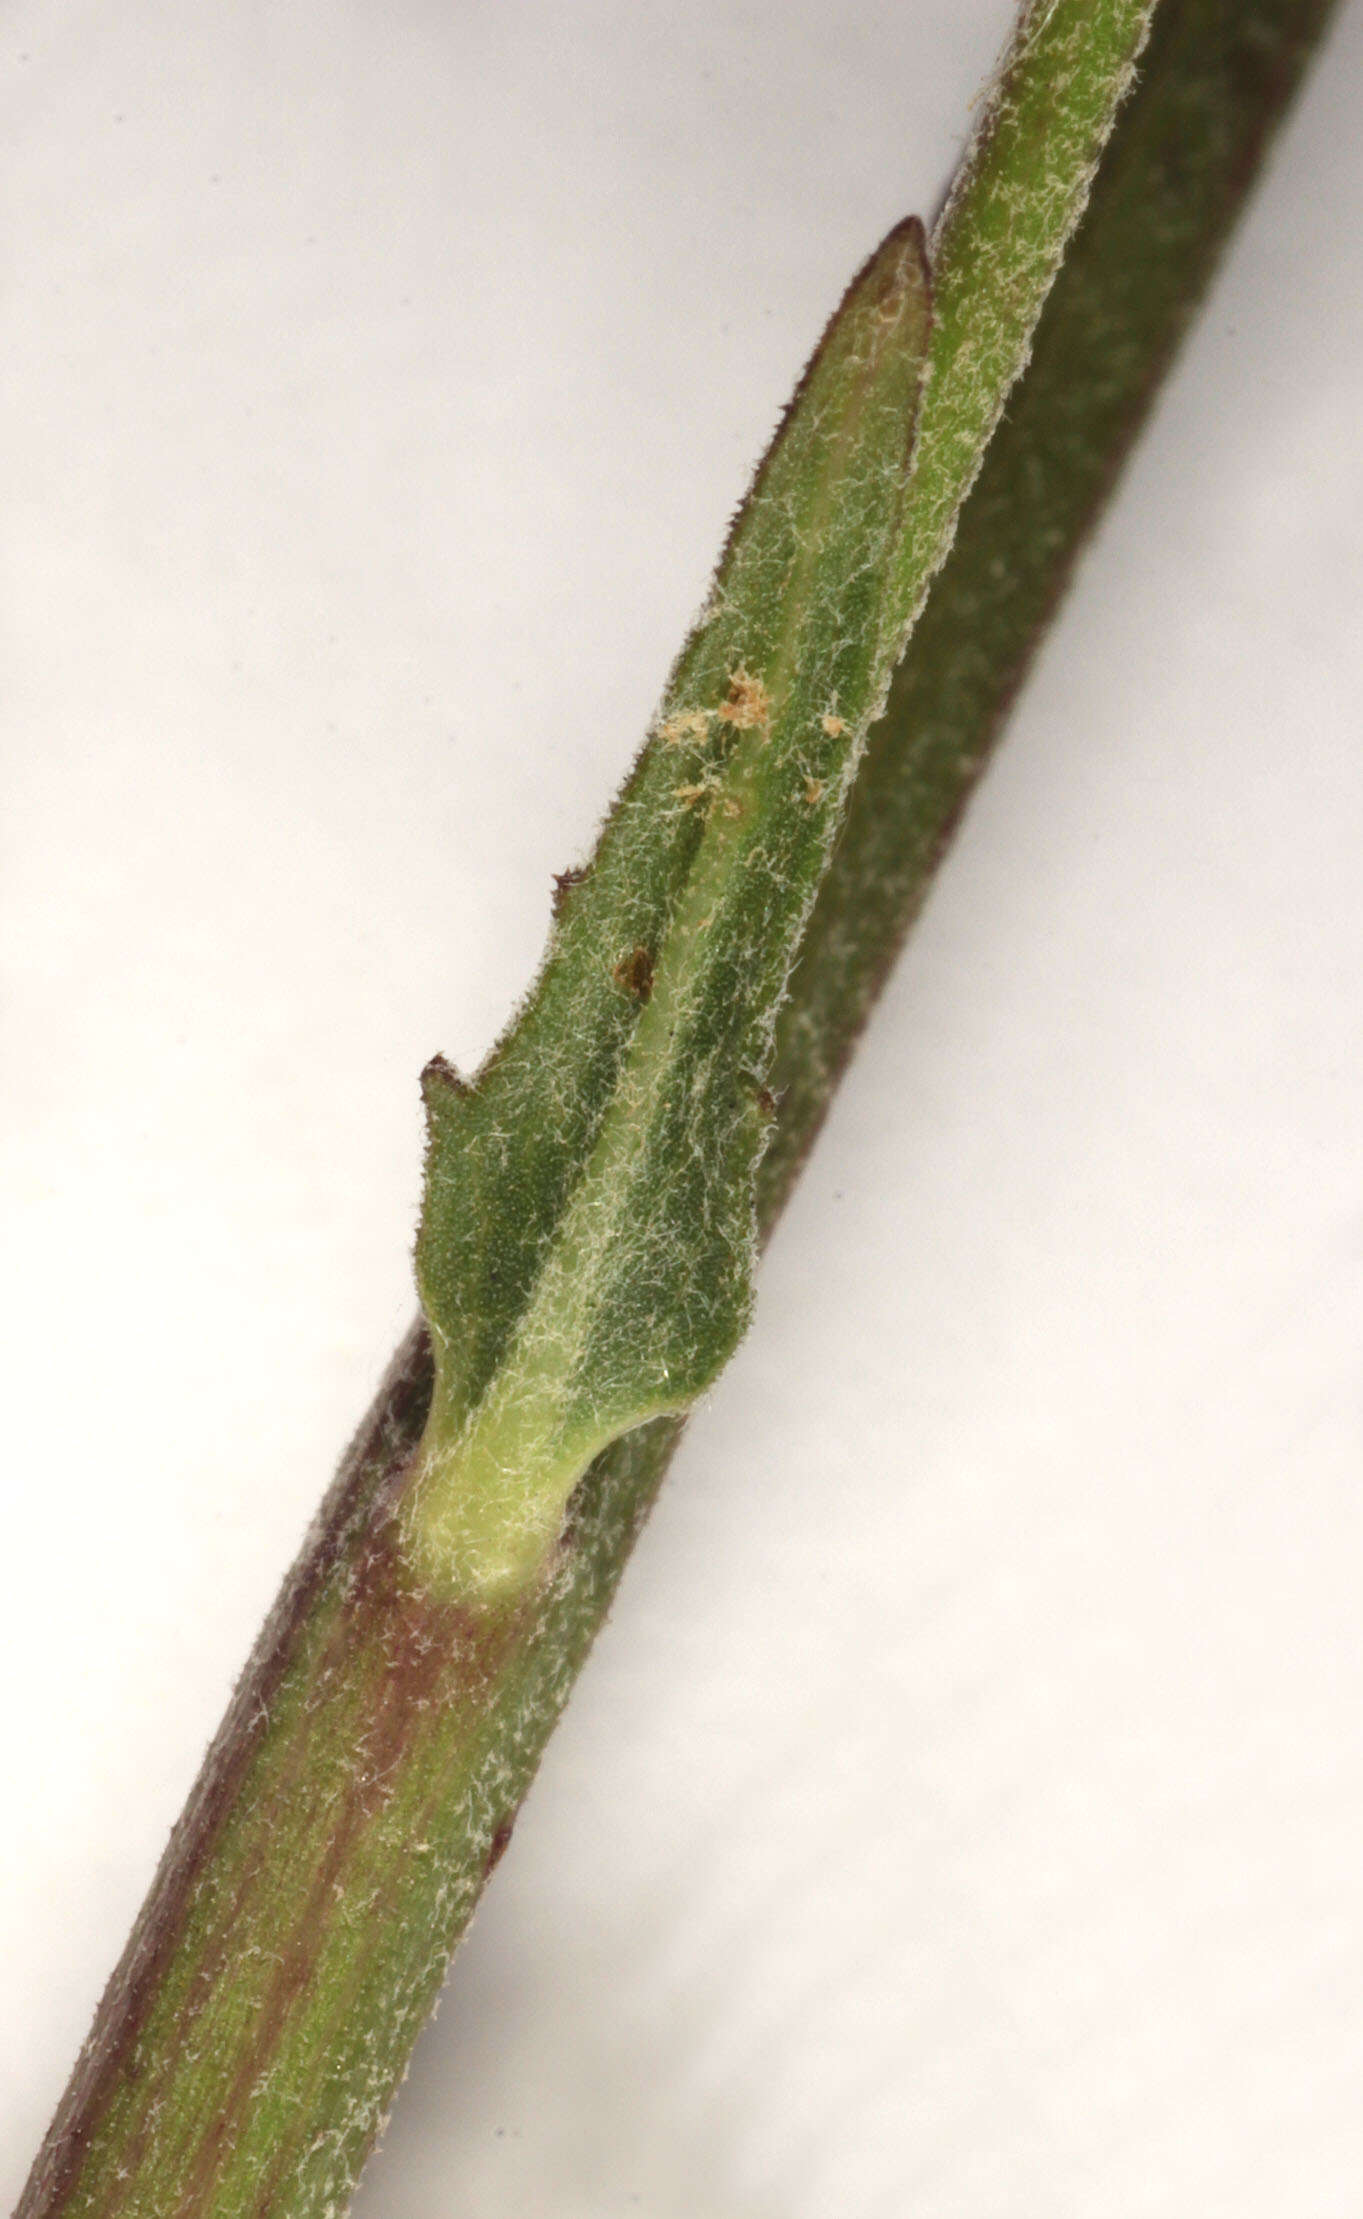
[{"left": 4, "top": 3, "right": 1363, "bottom": 2213}]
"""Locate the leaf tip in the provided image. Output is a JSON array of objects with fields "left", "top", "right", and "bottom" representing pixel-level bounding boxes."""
[
  {"left": 842, "top": 212, "right": 933, "bottom": 337},
  {"left": 421, "top": 1052, "right": 471, "bottom": 1111},
  {"left": 551, "top": 864, "right": 589, "bottom": 917}
]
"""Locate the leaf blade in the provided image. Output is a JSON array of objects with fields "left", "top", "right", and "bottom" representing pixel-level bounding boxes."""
[{"left": 411, "top": 220, "right": 933, "bottom": 1596}]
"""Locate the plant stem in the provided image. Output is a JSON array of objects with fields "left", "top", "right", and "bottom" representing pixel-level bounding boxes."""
[
  {"left": 764, "top": 0, "right": 1341, "bottom": 1200},
  {"left": 17, "top": 1, "right": 1334, "bottom": 2214}
]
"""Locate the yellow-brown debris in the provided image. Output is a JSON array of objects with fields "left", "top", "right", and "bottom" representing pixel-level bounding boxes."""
[
  {"left": 611, "top": 946, "right": 655, "bottom": 1001},
  {"left": 718, "top": 668, "right": 771, "bottom": 732},
  {"left": 659, "top": 708, "right": 712, "bottom": 746}
]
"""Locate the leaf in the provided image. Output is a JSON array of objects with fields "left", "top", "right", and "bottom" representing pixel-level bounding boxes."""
[
  {"left": 408, "top": 0, "right": 1163, "bottom": 1605},
  {"left": 411, "top": 220, "right": 933, "bottom": 1597}
]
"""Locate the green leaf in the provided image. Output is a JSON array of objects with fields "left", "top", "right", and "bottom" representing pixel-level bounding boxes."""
[
  {"left": 410, "top": 219, "right": 933, "bottom": 1598},
  {"left": 407, "top": 0, "right": 1162, "bottom": 1607}
]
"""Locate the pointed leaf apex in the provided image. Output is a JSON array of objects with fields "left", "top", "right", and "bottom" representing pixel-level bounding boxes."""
[{"left": 421, "top": 1053, "right": 470, "bottom": 1107}]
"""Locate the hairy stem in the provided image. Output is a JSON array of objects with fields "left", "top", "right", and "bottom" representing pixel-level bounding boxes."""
[{"left": 17, "top": 1, "right": 1334, "bottom": 2214}]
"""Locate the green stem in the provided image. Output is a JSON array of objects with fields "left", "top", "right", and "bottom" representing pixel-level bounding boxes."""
[
  {"left": 17, "top": 2, "right": 1333, "bottom": 2214},
  {"left": 764, "top": 0, "right": 1341, "bottom": 1199},
  {"left": 890, "top": 0, "right": 1153, "bottom": 637}
]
